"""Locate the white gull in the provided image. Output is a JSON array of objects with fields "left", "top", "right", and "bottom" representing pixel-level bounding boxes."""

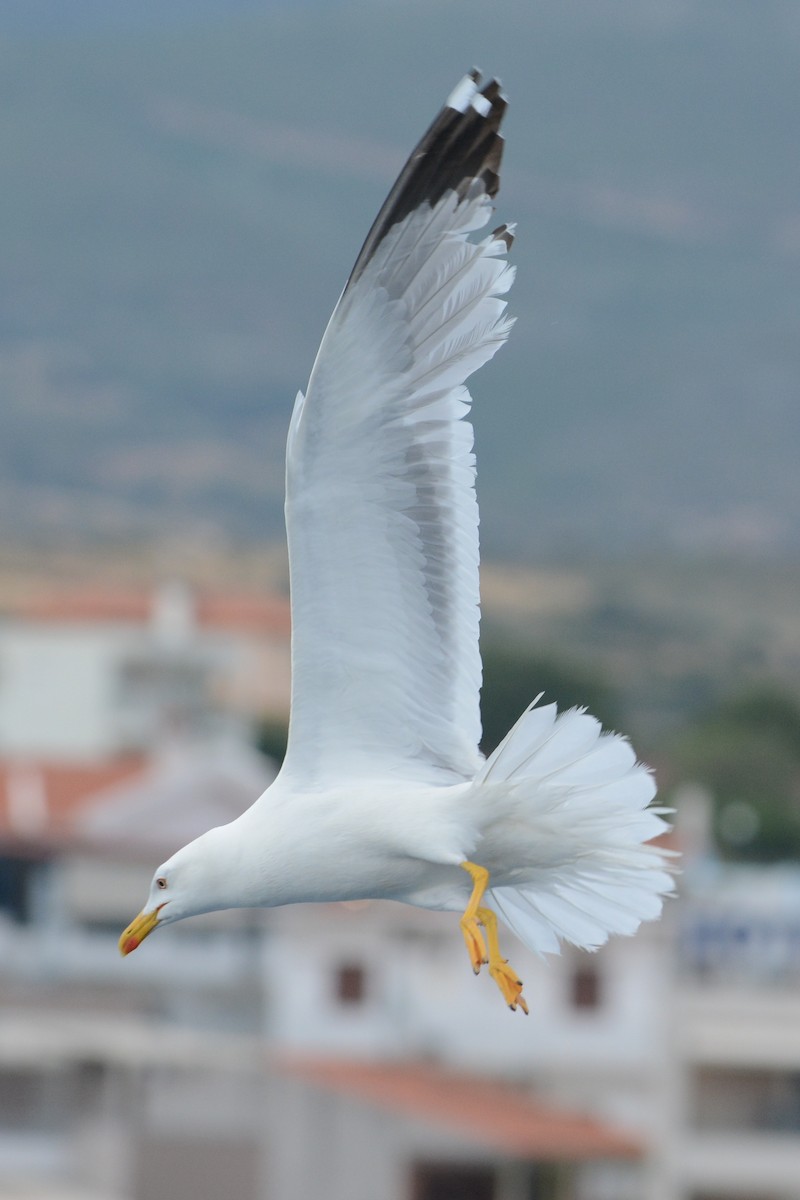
[{"left": 120, "top": 71, "right": 673, "bottom": 1013}]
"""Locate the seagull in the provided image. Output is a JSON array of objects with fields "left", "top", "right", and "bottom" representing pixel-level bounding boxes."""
[{"left": 120, "top": 71, "right": 673, "bottom": 1012}]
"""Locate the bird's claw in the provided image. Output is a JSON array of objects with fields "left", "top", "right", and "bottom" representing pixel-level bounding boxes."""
[{"left": 490, "top": 958, "right": 529, "bottom": 1014}]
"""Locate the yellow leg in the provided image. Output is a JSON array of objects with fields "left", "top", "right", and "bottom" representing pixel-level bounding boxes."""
[
  {"left": 459, "top": 862, "right": 489, "bottom": 974},
  {"left": 459, "top": 862, "right": 528, "bottom": 1014},
  {"left": 477, "top": 906, "right": 529, "bottom": 1015}
]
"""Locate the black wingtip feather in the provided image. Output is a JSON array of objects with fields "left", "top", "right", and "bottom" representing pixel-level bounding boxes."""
[
  {"left": 346, "top": 71, "right": 508, "bottom": 289},
  {"left": 492, "top": 223, "right": 514, "bottom": 251}
]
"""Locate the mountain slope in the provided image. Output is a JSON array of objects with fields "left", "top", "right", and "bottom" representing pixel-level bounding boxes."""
[{"left": 1, "top": 0, "right": 798, "bottom": 556}]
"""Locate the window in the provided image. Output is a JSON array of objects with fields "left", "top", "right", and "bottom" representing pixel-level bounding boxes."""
[
  {"left": 0, "top": 1069, "right": 49, "bottom": 1131},
  {"left": 412, "top": 1163, "right": 495, "bottom": 1200},
  {"left": 412, "top": 1163, "right": 550, "bottom": 1200},
  {"left": 570, "top": 962, "right": 601, "bottom": 1010},
  {"left": 0, "top": 856, "right": 37, "bottom": 923},
  {"left": 117, "top": 657, "right": 208, "bottom": 705},
  {"left": 115, "top": 654, "right": 212, "bottom": 742},
  {"left": 693, "top": 1194, "right": 779, "bottom": 1200},
  {"left": 692, "top": 1067, "right": 800, "bottom": 1132},
  {"left": 334, "top": 963, "right": 366, "bottom": 1005}
]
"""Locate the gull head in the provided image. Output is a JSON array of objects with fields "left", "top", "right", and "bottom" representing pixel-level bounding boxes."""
[{"left": 119, "top": 825, "right": 241, "bottom": 956}]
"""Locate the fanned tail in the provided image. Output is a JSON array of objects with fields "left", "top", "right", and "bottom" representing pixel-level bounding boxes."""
[{"left": 474, "top": 700, "right": 675, "bottom": 957}]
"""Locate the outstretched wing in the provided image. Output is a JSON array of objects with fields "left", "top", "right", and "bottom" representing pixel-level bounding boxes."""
[{"left": 281, "top": 72, "right": 514, "bottom": 787}]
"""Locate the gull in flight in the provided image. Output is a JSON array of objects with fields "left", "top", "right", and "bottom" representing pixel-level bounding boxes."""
[{"left": 121, "top": 72, "right": 672, "bottom": 1012}]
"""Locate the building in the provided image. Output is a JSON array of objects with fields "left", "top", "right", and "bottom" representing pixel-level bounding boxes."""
[
  {"left": 651, "top": 864, "right": 800, "bottom": 1200},
  {"left": 0, "top": 583, "right": 291, "bottom": 758},
  {"left": 0, "top": 739, "right": 651, "bottom": 1200},
  {"left": 0, "top": 584, "right": 798, "bottom": 1200}
]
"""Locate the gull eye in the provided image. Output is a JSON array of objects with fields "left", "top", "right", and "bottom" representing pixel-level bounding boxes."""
[{"left": 156, "top": 876, "right": 168, "bottom": 890}]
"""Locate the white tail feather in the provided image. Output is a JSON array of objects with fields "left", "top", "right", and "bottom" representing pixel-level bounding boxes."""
[{"left": 471, "top": 700, "right": 674, "bottom": 956}]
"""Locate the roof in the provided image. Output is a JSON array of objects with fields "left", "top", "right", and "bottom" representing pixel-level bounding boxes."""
[
  {"left": 0, "top": 739, "right": 275, "bottom": 856},
  {"left": 6, "top": 586, "right": 290, "bottom": 636},
  {"left": 278, "top": 1057, "right": 643, "bottom": 1161},
  {"left": 74, "top": 739, "right": 276, "bottom": 854},
  {"left": 0, "top": 758, "right": 145, "bottom": 844}
]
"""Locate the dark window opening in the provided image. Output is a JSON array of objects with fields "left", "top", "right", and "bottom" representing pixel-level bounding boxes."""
[
  {"left": 412, "top": 1163, "right": 495, "bottom": 1200},
  {"left": 570, "top": 962, "right": 601, "bottom": 1010},
  {"left": 692, "top": 1066, "right": 800, "bottom": 1132},
  {"left": 692, "top": 1194, "right": 779, "bottom": 1200},
  {"left": 0, "top": 1068, "right": 50, "bottom": 1131},
  {"left": 0, "top": 856, "right": 37, "bottom": 923},
  {"left": 335, "top": 963, "right": 366, "bottom": 1005}
]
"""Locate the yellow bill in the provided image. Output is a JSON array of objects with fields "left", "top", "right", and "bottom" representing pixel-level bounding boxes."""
[{"left": 119, "top": 905, "right": 163, "bottom": 956}]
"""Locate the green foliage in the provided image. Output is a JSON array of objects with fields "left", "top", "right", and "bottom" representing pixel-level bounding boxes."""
[
  {"left": 671, "top": 685, "right": 800, "bottom": 862},
  {"left": 255, "top": 717, "right": 288, "bottom": 766},
  {"left": 480, "top": 641, "right": 621, "bottom": 756}
]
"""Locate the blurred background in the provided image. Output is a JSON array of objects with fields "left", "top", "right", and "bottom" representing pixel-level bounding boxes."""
[{"left": 0, "top": 1, "right": 798, "bottom": 1198}]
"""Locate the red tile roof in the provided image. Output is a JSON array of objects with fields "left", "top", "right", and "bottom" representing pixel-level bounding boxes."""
[
  {"left": 197, "top": 592, "right": 291, "bottom": 635},
  {"left": 0, "top": 758, "right": 145, "bottom": 844},
  {"left": 278, "top": 1057, "right": 642, "bottom": 1160},
  {"left": 11, "top": 589, "right": 290, "bottom": 636}
]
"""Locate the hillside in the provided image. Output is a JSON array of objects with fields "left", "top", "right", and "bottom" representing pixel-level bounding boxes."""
[
  {"left": 1, "top": 539, "right": 798, "bottom": 753},
  {"left": 1, "top": 0, "right": 798, "bottom": 558}
]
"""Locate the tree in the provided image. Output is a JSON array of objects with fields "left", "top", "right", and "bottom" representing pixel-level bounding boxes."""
[
  {"left": 480, "top": 641, "right": 622, "bottom": 756},
  {"left": 255, "top": 717, "right": 289, "bottom": 766},
  {"left": 670, "top": 685, "right": 800, "bottom": 862}
]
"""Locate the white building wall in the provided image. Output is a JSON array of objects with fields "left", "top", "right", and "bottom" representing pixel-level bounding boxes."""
[
  {"left": 0, "top": 617, "right": 241, "bottom": 758},
  {"left": 0, "top": 624, "right": 130, "bottom": 758},
  {"left": 262, "top": 897, "right": 668, "bottom": 1141}
]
